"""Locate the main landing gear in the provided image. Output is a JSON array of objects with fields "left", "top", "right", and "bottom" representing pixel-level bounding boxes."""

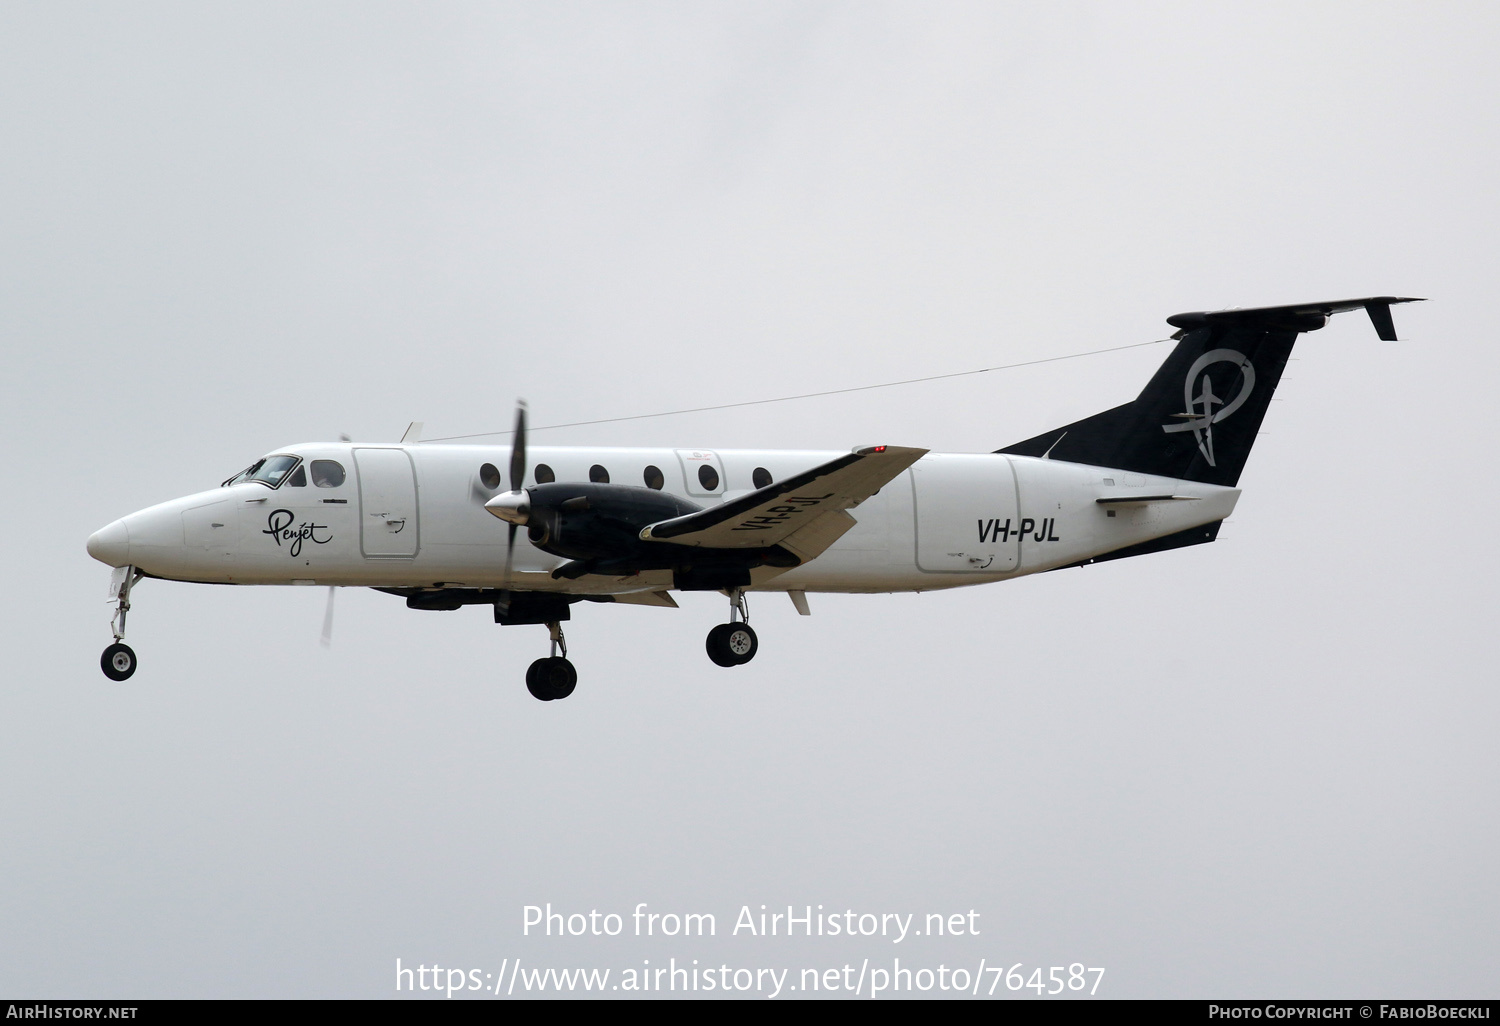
[
  {"left": 100, "top": 566, "right": 142, "bottom": 681},
  {"left": 706, "top": 588, "right": 758, "bottom": 668},
  {"left": 526, "top": 620, "right": 577, "bottom": 701}
]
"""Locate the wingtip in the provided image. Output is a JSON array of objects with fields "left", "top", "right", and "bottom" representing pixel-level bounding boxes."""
[{"left": 854, "top": 444, "right": 928, "bottom": 457}]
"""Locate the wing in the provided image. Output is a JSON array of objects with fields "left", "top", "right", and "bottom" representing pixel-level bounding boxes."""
[{"left": 638, "top": 445, "right": 926, "bottom": 556}]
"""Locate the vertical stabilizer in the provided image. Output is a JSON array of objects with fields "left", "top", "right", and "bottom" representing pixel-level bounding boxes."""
[{"left": 998, "top": 297, "right": 1421, "bottom": 487}]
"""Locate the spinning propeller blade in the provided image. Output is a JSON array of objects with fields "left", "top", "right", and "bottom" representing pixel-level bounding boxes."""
[
  {"left": 510, "top": 400, "right": 527, "bottom": 493},
  {"left": 321, "top": 428, "right": 352, "bottom": 646},
  {"left": 320, "top": 586, "right": 335, "bottom": 648},
  {"left": 501, "top": 400, "right": 528, "bottom": 606}
]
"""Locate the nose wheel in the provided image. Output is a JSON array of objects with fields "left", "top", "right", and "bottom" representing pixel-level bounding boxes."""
[
  {"left": 100, "top": 566, "right": 142, "bottom": 681},
  {"left": 526, "top": 620, "right": 577, "bottom": 701},
  {"left": 706, "top": 588, "right": 758, "bottom": 667},
  {"left": 101, "top": 642, "right": 137, "bottom": 681}
]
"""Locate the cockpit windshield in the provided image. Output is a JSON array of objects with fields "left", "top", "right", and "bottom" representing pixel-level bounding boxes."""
[{"left": 222, "top": 454, "right": 301, "bottom": 489}]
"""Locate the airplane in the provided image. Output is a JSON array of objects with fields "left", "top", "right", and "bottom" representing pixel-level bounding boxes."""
[{"left": 86, "top": 297, "right": 1420, "bottom": 701}]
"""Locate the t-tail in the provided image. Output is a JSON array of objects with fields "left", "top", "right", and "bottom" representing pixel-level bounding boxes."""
[{"left": 998, "top": 297, "right": 1423, "bottom": 487}]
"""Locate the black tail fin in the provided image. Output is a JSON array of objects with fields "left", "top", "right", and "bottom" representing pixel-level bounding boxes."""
[{"left": 998, "top": 297, "right": 1422, "bottom": 487}]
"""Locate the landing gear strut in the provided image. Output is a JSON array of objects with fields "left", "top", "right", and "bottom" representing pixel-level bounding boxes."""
[
  {"left": 706, "top": 588, "right": 758, "bottom": 668},
  {"left": 101, "top": 566, "right": 142, "bottom": 681},
  {"left": 526, "top": 620, "right": 577, "bottom": 701}
]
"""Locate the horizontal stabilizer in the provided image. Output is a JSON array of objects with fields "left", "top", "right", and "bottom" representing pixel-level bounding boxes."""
[
  {"left": 1095, "top": 494, "right": 1201, "bottom": 506},
  {"left": 1166, "top": 296, "right": 1423, "bottom": 340},
  {"left": 1060, "top": 520, "right": 1225, "bottom": 568}
]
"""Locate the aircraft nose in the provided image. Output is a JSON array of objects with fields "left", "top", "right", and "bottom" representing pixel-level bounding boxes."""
[{"left": 87, "top": 519, "right": 131, "bottom": 566}]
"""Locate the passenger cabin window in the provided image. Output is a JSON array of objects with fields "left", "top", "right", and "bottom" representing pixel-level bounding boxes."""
[
  {"left": 534, "top": 464, "right": 555, "bottom": 484},
  {"left": 752, "top": 467, "right": 772, "bottom": 489},
  {"left": 589, "top": 464, "right": 610, "bottom": 483},
  {"left": 479, "top": 462, "right": 501, "bottom": 489},
  {"left": 286, "top": 465, "right": 307, "bottom": 487},
  {"left": 698, "top": 464, "right": 720, "bottom": 491},
  {"left": 311, "top": 460, "right": 346, "bottom": 488},
  {"left": 643, "top": 465, "right": 664, "bottom": 490}
]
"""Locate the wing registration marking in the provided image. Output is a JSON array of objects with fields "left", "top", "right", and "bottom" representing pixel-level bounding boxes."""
[{"left": 729, "top": 493, "right": 835, "bottom": 531}]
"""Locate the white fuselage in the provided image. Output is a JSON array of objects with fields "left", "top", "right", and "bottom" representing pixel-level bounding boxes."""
[{"left": 91, "top": 443, "right": 1240, "bottom": 596}]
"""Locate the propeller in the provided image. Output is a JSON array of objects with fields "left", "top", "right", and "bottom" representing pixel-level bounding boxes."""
[
  {"left": 508, "top": 399, "right": 527, "bottom": 564},
  {"left": 489, "top": 400, "right": 530, "bottom": 611},
  {"left": 320, "top": 586, "right": 336, "bottom": 648},
  {"left": 321, "top": 431, "right": 353, "bottom": 646},
  {"left": 481, "top": 402, "right": 708, "bottom": 582}
]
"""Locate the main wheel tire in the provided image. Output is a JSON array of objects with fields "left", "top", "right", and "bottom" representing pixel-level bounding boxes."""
[
  {"left": 706, "top": 623, "right": 738, "bottom": 667},
  {"left": 525, "top": 659, "right": 553, "bottom": 701},
  {"left": 706, "top": 623, "right": 758, "bottom": 667},
  {"left": 101, "top": 643, "right": 137, "bottom": 681},
  {"left": 526, "top": 656, "right": 577, "bottom": 701}
]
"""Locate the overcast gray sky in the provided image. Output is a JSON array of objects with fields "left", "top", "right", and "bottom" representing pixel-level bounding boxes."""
[{"left": 3, "top": 1, "right": 1496, "bottom": 999}]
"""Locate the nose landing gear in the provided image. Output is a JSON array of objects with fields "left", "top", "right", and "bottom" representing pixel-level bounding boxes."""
[
  {"left": 100, "top": 566, "right": 142, "bottom": 681},
  {"left": 526, "top": 620, "right": 577, "bottom": 701},
  {"left": 706, "top": 589, "right": 758, "bottom": 667}
]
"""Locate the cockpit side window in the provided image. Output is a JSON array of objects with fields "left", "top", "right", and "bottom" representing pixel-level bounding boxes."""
[
  {"left": 286, "top": 465, "right": 307, "bottom": 487},
  {"left": 224, "top": 454, "right": 301, "bottom": 489},
  {"left": 310, "top": 460, "right": 346, "bottom": 488},
  {"left": 223, "top": 460, "right": 262, "bottom": 487}
]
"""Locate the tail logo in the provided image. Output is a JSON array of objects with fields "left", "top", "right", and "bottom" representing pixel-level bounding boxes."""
[{"left": 1160, "top": 348, "right": 1255, "bottom": 466}]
